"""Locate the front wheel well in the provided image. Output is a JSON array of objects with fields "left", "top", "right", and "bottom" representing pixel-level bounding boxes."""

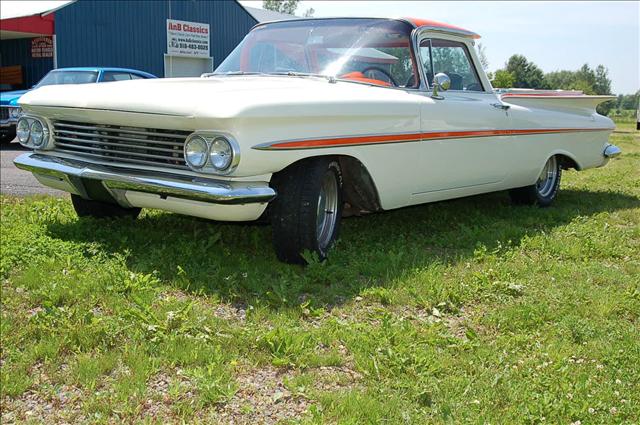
[{"left": 271, "top": 155, "right": 381, "bottom": 215}]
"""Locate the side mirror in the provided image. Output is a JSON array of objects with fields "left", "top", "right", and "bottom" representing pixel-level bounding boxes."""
[{"left": 431, "top": 72, "right": 451, "bottom": 99}]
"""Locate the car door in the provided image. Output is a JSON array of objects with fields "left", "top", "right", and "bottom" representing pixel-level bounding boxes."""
[{"left": 412, "top": 35, "right": 512, "bottom": 201}]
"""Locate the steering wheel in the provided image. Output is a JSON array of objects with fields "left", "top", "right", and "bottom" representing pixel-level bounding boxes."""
[{"left": 361, "top": 66, "right": 398, "bottom": 87}]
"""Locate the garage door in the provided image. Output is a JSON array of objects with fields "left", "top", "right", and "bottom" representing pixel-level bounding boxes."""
[{"left": 163, "top": 55, "right": 213, "bottom": 77}]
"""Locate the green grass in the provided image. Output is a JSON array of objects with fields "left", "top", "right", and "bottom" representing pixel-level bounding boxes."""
[{"left": 1, "top": 121, "right": 638, "bottom": 423}]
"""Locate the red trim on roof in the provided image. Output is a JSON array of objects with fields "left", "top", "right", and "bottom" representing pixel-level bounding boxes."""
[
  {"left": 0, "top": 13, "right": 55, "bottom": 36},
  {"left": 403, "top": 17, "right": 479, "bottom": 39}
]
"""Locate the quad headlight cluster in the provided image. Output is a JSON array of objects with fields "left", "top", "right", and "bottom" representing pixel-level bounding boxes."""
[
  {"left": 183, "top": 133, "right": 239, "bottom": 174},
  {"left": 17, "top": 116, "right": 53, "bottom": 149}
]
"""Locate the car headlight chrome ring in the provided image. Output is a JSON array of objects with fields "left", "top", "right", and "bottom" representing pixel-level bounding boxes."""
[
  {"left": 184, "top": 135, "right": 209, "bottom": 169},
  {"left": 16, "top": 118, "right": 31, "bottom": 143},
  {"left": 209, "top": 137, "right": 233, "bottom": 171}
]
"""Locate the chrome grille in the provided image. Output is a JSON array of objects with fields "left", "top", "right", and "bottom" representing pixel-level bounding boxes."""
[
  {"left": 51, "top": 121, "right": 191, "bottom": 169},
  {"left": 0, "top": 108, "right": 9, "bottom": 121}
]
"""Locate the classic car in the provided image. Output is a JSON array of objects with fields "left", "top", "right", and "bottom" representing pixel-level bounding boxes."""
[
  {"left": 14, "top": 17, "right": 620, "bottom": 263},
  {"left": 1, "top": 67, "right": 156, "bottom": 143}
]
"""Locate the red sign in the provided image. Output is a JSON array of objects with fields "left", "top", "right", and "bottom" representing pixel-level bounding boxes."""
[{"left": 31, "top": 36, "right": 53, "bottom": 58}]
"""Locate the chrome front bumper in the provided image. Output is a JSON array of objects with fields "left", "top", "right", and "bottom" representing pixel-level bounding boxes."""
[{"left": 13, "top": 153, "right": 276, "bottom": 205}]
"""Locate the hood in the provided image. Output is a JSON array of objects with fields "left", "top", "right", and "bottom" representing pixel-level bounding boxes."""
[
  {"left": 0, "top": 89, "right": 29, "bottom": 106},
  {"left": 18, "top": 76, "right": 417, "bottom": 120}
]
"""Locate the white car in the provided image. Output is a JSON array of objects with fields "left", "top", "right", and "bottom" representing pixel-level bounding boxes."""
[{"left": 14, "top": 17, "right": 620, "bottom": 263}]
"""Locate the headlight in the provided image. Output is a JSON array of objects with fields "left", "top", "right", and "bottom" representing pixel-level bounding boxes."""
[
  {"left": 17, "top": 118, "right": 30, "bottom": 143},
  {"left": 209, "top": 137, "right": 233, "bottom": 170},
  {"left": 29, "top": 120, "right": 45, "bottom": 147},
  {"left": 9, "top": 107, "right": 22, "bottom": 119},
  {"left": 184, "top": 135, "right": 208, "bottom": 169}
]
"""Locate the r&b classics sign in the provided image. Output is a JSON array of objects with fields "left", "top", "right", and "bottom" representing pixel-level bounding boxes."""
[{"left": 166, "top": 19, "right": 210, "bottom": 58}]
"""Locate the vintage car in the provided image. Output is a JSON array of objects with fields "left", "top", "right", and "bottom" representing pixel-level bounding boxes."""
[
  {"left": 14, "top": 17, "right": 620, "bottom": 263},
  {"left": 0, "top": 67, "right": 156, "bottom": 143}
]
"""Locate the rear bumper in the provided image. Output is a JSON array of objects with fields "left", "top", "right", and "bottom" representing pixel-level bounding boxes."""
[{"left": 13, "top": 153, "right": 276, "bottom": 205}]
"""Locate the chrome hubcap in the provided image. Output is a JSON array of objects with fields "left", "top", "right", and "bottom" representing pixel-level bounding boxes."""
[
  {"left": 316, "top": 171, "right": 339, "bottom": 249},
  {"left": 536, "top": 156, "right": 558, "bottom": 197}
]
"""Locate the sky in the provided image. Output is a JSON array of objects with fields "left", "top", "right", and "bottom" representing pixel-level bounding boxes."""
[{"left": 240, "top": 1, "right": 640, "bottom": 94}]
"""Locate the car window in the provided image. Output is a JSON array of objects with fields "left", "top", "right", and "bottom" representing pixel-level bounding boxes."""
[
  {"left": 216, "top": 19, "right": 419, "bottom": 89},
  {"left": 102, "top": 72, "right": 132, "bottom": 82},
  {"left": 35, "top": 71, "right": 98, "bottom": 87},
  {"left": 420, "top": 39, "right": 483, "bottom": 91},
  {"left": 130, "top": 73, "right": 145, "bottom": 79}
]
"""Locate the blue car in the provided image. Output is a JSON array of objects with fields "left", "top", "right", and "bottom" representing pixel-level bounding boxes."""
[{"left": 1, "top": 67, "right": 156, "bottom": 143}]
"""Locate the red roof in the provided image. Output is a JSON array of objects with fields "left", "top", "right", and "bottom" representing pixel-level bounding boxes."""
[
  {"left": 0, "top": 13, "right": 55, "bottom": 36},
  {"left": 403, "top": 18, "right": 480, "bottom": 39}
]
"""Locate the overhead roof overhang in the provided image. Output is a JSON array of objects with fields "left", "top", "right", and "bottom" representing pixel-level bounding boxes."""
[{"left": 0, "top": 0, "right": 74, "bottom": 40}]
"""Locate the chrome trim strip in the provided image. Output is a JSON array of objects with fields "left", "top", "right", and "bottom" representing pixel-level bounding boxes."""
[
  {"left": 253, "top": 127, "right": 614, "bottom": 150},
  {"left": 603, "top": 144, "right": 622, "bottom": 158},
  {"left": 411, "top": 25, "right": 480, "bottom": 39},
  {"left": 14, "top": 153, "right": 276, "bottom": 205}
]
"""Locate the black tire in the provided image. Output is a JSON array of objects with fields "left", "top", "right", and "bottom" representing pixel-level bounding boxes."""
[
  {"left": 71, "top": 194, "right": 141, "bottom": 219},
  {"left": 270, "top": 157, "right": 343, "bottom": 264},
  {"left": 0, "top": 127, "right": 16, "bottom": 144},
  {"left": 509, "top": 155, "right": 562, "bottom": 207}
]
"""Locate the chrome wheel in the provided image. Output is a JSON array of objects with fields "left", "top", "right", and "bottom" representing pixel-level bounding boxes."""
[
  {"left": 316, "top": 170, "right": 339, "bottom": 250},
  {"left": 536, "top": 156, "right": 559, "bottom": 198}
]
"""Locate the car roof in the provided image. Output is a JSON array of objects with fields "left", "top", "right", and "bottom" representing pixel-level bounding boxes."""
[
  {"left": 50, "top": 67, "right": 157, "bottom": 77},
  {"left": 252, "top": 17, "right": 480, "bottom": 40}
]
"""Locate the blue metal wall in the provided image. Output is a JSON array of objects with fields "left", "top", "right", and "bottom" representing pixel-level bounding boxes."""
[
  {"left": 0, "top": 38, "right": 54, "bottom": 89},
  {"left": 55, "top": 0, "right": 257, "bottom": 76}
]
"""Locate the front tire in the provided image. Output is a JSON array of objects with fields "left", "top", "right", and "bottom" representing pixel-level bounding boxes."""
[
  {"left": 270, "top": 157, "right": 343, "bottom": 264},
  {"left": 71, "top": 194, "right": 141, "bottom": 219},
  {"left": 509, "top": 155, "right": 562, "bottom": 207}
]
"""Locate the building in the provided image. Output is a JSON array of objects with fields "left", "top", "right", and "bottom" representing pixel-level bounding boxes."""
[{"left": 0, "top": 0, "right": 294, "bottom": 89}]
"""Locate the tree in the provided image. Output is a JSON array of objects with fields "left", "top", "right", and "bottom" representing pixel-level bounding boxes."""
[
  {"left": 263, "top": 0, "right": 299, "bottom": 15},
  {"left": 504, "top": 54, "right": 545, "bottom": 89},
  {"left": 263, "top": 0, "right": 313, "bottom": 17},
  {"left": 476, "top": 43, "right": 489, "bottom": 71},
  {"left": 492, "top": 70, "right": 515, "bottom": 88}
]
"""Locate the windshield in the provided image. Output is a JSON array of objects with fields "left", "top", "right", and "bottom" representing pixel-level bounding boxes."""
[
  {"left": 35, "top": 70, "right": 99, "bottom": 87},
  {"left": 215, "top": 18, "right": 419, "bottom": 88}
]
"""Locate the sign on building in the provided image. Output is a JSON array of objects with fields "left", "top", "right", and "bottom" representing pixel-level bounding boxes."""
[
  {"left": 31, "top": 37, "right": 53, "bottom": 58},
  {"left": 166, "top": 19, "right": 210, "bottom": 58}
]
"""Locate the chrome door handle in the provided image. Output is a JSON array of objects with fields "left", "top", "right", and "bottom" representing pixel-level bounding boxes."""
[{"left": 491, "top": 103, "right": 510, "bottom": 110}]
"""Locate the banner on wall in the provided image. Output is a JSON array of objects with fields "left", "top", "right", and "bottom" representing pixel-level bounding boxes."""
[
  {"left": 31, "top": 36, "right": 53, "bottom": 58},
  {"left": 166, "top": 19, "right": 210, "bottom": 58}
]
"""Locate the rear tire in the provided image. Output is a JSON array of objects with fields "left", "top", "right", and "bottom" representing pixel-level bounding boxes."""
[
  {"left": 270, "top": 157, "right": 343, "bottom": 264},
  {"left": 509, "top": 155, "right": 562, "bottom": 207},
  {"left": 71, "top": 194, "right": 141, "bottom": 219}
]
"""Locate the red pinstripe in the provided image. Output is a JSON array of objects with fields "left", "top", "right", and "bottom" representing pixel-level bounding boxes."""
[{"left": 259, "top": 127, "right": 611, "bottom": 150}]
